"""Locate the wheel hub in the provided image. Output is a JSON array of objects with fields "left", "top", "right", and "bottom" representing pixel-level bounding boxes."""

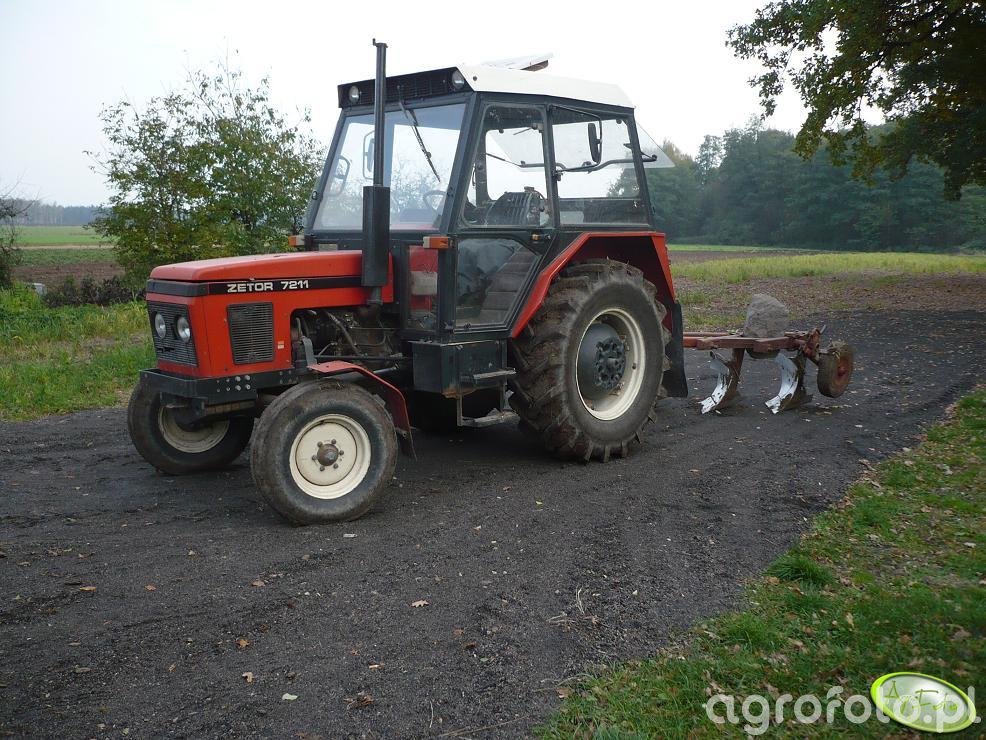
[
  {"left": 577, "top": 322, "right": 626, "bottom": 400},
  {"left": 294, "top": 421, "right": 359, "bottom": 489},
  {"left": 315, "top": 442, "right": 340, "bottom": 466}
]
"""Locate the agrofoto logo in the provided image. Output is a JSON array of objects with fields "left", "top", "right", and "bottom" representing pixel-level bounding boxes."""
[{"left": 704, "top": 672, "right": 977, "bottom": 735}]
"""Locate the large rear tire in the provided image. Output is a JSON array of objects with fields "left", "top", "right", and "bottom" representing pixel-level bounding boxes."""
[
  {"left": 127, "top": 382, "right": 254, "bottom": 475},
  {"left": 250, "top": 381, "right": 397, "bottom": 524},
  {"left": 509, "top": 260, "right": 668, "bottom": 461}
]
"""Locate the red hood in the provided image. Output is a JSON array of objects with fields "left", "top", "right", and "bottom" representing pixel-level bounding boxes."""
[{"left": 150, "top": 251, "right": 364, "bottom": 282}]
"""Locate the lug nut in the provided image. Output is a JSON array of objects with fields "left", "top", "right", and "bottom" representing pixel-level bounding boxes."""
[
  {"left": 333, "top": 463, "right": 339, "bottom": 469},
  {"left": 330, "top": 439, "right": 337, "bottom": 445},
  {"left": 319, "top": 465, "right": 325, "bottom": 472},
  {"left": 311, "top": 455, "right": 317, "bottom": 461},
  {"left": 317, "top": 441, "right": 323, "bottom": 447}
]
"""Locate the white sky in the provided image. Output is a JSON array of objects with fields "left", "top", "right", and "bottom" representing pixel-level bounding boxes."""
[{"left": 0, "top": 0, "right": 808, "bottom": 205}]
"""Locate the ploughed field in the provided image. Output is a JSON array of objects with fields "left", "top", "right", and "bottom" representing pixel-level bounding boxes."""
[{"left": 1, "top": 305, "right": 983, "bottom": 737}]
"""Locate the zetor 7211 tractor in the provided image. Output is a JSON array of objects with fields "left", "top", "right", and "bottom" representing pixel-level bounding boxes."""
[{"left": 128, "top": 44, "right": 689, "bottom": 524}]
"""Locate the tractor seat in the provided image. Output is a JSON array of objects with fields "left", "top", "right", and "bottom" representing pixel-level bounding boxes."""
[{"left": 484, "top": 191, "right": 545, "bottom": 226}]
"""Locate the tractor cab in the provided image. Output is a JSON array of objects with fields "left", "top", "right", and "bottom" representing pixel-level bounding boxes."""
[{"left": 304, "top": 57, "right": 674, "bottom": 343}]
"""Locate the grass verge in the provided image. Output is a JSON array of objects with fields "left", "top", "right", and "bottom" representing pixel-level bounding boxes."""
[
  {"left": 0, "top": 287, "right": 152, "bottom": 420},
  {"left": 13, "top": 225, "right": 110, "bottom": 246},
  {"left": 17, "top": 247, "right": 117, "bottom": 265},
  {"left": 541, "top": 390, "right": 985, "bottom": 738},
  {"left": 673, "top": 252, "right": 986, "bottom": 283}
]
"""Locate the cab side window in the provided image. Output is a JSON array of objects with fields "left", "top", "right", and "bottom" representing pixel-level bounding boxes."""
[
  {"left": 550, "top": 110, "right": 646, "bottom": 225},
  {"left": 461, "top": 106, "right": 551, "bottom": 228}
]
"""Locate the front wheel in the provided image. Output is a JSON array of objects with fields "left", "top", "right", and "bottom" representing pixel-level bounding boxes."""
[
  {"left": 250, "top": 381, "right": 397, "bottom": 524},
  {"left": 127, "top": 382, "right": 254, "bottom": 475}
]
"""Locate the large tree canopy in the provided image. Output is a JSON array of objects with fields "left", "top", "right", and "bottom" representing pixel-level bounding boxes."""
[
  {"left": 728, "top": 0, "right": 986, "bottom": 197},
  {"left": 92, "top": 64, "right": 323, "bottom": 281}
]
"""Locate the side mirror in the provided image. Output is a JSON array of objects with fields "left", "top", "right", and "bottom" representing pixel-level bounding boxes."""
[
  {"left": 587, "top": 122, "right": 602, "bottom": 164},
  {"left": 326, "top": 156, "right": 351, "bottom": 196},
  {"left": 363, "top": 131, "right": 375, "bottom": 178}
]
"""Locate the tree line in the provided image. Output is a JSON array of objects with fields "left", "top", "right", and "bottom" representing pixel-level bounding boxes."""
[
  {"left": 7, "top": 200, "right": 101, "bottom": 227},
  {"left": 646, "top": 122, "right": 986, "bottom": 250}
]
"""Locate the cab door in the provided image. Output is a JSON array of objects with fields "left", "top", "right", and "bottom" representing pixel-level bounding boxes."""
[{"left": 449, "top": 103, "right": 555, "bottom": 335}]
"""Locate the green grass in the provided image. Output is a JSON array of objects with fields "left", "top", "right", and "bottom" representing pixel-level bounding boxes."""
[
  {"left": 673, "top": 251, "right": 986, "bottom": 283},
  {"left": 0, "top": 287, "right": 151, "bottom": 420},
  {"left": 17, "top": 247, "right": 118, "bottom": 265},
  {"left": 541, "top": 391, "right": 985, "bottom": 738},
  {"left": 13, "top": 225, "right": 111, "bottom": 246},
  {"left": 667, "top": 244, "right": 789, "bottom": 252}
]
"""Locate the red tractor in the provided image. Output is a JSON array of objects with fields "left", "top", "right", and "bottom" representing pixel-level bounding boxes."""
[{"left": 128, "top": 44, "right": 689, "bottom": 524}]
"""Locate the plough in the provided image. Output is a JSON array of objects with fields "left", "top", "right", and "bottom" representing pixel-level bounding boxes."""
[{"left": 683, "top": 327, "right": 855, "bottom": 414}]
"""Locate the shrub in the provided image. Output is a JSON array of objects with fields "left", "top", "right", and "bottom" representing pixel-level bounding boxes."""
[{"left": 42, "top": 276, "right": 143, "bottom": 308}]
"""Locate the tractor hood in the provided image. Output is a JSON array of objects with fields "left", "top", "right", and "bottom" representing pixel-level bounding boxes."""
[{"left": 150, "top": 251, "right": 365, "bottom": 282}]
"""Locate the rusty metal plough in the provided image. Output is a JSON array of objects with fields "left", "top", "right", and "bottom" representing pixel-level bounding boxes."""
[{"left": 682, "top": 327, "right": 855, "bottom": 414}]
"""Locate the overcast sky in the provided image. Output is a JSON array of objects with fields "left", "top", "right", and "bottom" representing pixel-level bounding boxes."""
[{"left": 0, "top": 0, "right": 809, "bottom": 205}]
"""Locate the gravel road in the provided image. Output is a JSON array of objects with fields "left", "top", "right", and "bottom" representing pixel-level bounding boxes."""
[{"left": 1, "top": 309, "right": 982, "bottom": 738}]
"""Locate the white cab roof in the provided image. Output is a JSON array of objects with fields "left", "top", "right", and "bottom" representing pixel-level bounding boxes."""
[{"left": 456, "top": 64, "right": 634, "bottom": 109}]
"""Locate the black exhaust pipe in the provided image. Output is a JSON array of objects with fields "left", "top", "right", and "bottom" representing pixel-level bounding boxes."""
[{"left": 362, "top": 39, "right": 390, "bottom": 301}]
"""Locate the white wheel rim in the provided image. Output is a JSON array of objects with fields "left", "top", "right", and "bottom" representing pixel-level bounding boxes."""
[
  {"left": 158, "top": 408, "right": 230, "bottom": 453},
  {"left": 577, "top": 307, "right": 646, "bottom": 421},
  {"left": 288, "top": 414, "right": 372, "bottom": 500}
]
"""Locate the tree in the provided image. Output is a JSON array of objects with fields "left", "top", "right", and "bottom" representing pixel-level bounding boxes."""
[
  {"left": 92, "top": 63, "right": 323, "bottom": 281},
  {"left": 0, "top": 187, "right": 30, "bottom": 289},
  {"left": 728, "top": 0, "right": 986, "bottom": 198}
]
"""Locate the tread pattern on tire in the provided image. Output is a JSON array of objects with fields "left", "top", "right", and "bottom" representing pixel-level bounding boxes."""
[{"left": 508, "top": 259, "right": 670, "bottom": 462}]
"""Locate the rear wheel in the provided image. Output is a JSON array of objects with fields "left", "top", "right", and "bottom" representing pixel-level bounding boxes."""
[
  {"left": 127, "top": 382, "right": 254, "bottom": 475},
  {"left": 510, "top": 260, "right": 668, "bottom": 461},
  {"left": 251, "top": 381, "right": 397, "bottom": 524}
]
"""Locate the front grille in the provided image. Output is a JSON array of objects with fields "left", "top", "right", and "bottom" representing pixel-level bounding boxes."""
[
  {"left": 228, "top": 302, "right": 274, "bottom": 365},
  {"left": 147, "top": 302, "right": 197, "bottom": 366}
]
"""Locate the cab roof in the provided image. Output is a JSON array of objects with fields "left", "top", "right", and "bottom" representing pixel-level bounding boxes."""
[{"left": 338, "top": 63, "right": 634, "bottom": 110}]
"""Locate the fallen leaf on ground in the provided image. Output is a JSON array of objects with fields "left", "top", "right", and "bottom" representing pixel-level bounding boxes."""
[
  {"left": 282, "top": 693, "right": 298, "bottom": 701},
  {"left": 144, "top": 584, "right": 156, "bottom": 591},
  {"left": 951, "top": 627, "right": 971, "bottom": 641},
  {"left": 79, "top": 586, "right": 96, "bottom": 593},
  {"left": 410, "top": 599, "right": 429, "bottom": 608},
  {"left": 251, "top": 579, "right": 266, "bottom": 588},
  {"left": 845, "top": 613, "right": 855, "bottom": 629},
  {"left": 346, "top": 691, "right": 373, "bottom": 709},
  {"left": 556, "top": 686, "right": 571, "bottom": 699},
  {"left": 242, "top": 672, "right": 254, "bottom": 683},
  {"left": 236, "top": 638, "right": 250, "bottom": 649}
]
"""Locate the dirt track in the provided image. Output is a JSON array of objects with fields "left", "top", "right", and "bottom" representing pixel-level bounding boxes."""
[{"left": 1, "top": 309, "right": 983, "bottom": 738}]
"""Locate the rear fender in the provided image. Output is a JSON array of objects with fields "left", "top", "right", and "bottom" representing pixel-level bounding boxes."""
[
  {"left": 512, "top": 231, "right": 677, "bottom": 338},
  {"left": 308, "top": 361, "right": 414, "bottom": 457}
]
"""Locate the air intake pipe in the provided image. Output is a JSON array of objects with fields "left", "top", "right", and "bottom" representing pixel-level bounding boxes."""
[{"left": 361, "top": 39, "right": 390, "bottom": 302}]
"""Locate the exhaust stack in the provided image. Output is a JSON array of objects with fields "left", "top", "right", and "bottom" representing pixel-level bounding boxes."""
[{"left": 362, "top": 39, "right": 390, "bottom": 300}]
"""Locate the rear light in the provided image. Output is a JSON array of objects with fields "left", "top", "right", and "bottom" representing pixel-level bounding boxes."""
[
  {"left": 423, "top": 235, "right": 451, "bottom": 250},
  {"left": 288, "top": 234, "right": 306, "bottom": 248}
]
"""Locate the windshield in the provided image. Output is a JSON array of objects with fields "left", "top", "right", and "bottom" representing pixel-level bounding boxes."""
[{"left": 314, "top": 103, "right": 465, "bottom": 231}]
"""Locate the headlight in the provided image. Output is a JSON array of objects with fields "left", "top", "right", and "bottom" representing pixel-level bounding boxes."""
[
  {"left": 348, "top": 85, "right": 361, "bottom": 103},
  {"left": 153, "top": 313, "right": 167, "bottom": 339},
  {"left": 176, "top": 315, "right": 192, "bottom": 342}
]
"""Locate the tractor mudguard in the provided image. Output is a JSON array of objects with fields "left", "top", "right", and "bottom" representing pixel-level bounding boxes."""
[{"left": 308, "top": 361, "right": 414, "bottom": 458}]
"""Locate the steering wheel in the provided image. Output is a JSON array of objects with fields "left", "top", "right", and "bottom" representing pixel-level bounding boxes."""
[{"left": 422, "top": 190, "right": 448, "bottom": 213}]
